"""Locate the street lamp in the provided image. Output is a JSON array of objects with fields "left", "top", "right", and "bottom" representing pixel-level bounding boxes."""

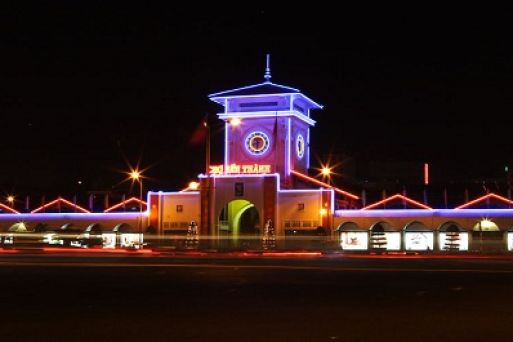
[
  {"left": 129, "top": 169, "right": 143, "bottom": 248},
  {"left": 188, "top": 181, "right": 200, "bottom": 190},
  {"left": 321, "top": 166, "right": 332, "bottom": 185}
]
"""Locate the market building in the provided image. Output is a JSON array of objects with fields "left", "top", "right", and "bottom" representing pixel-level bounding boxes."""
[{"left": 2, "top": 57, "right": 513, "bottom": 252}]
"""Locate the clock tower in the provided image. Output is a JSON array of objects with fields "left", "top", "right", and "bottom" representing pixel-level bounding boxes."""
[{"left": 208, "top": 55, "right": 323, "bottom": 188}]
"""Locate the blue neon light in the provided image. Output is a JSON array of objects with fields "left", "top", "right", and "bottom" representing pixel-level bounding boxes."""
[
  {"left": 335, "top": 209, "right": 513, "bottom": 218},
  {"left": 0, "top": 212, "right": 146, "bottom": 221},
  {"left": 209, "top": 83, "right": 300, "bottom": 98},
  {"left": 218, "top": 110, "right": 316, "bottom": 126}
]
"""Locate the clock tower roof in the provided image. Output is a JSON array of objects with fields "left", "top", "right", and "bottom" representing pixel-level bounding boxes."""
[
  {"left": 209, "top": 81, "right": 300, "bottom": 97},
  {"left": 208, "top": 55, "right": 323, "bottom": 110}
]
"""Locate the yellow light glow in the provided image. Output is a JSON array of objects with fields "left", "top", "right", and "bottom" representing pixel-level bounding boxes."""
[
  {"left": 473, "top": 219, "right": 499, "bottom": 231},
  {"left": 320, "top": 208, "right": 328, "bottom": 216},
  {"left": 7, "top": 196, "right": 14, "bottom": 203},
  {"left": 188, "top": 181, "right": 200, "bottom": 190},
  {"left": 321, "top": 167, "right": 331, "bottom": 176},
  {"left": 230, "top": 118, "right": 241, "bottom": 127},
  {"left": 129, "top": 170, "right": 141, "bottom": 181}
]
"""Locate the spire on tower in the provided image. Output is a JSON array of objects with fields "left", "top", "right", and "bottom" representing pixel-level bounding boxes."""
[{"left": 264, "top": 54, "right": 271, "bottom": 82}]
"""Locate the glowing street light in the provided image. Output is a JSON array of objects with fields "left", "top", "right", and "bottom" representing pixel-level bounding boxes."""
[
  {"left": 129, "top": 170, "right": 141, "bottom": 181},
  {"left": 129, "top": 169, "right": 143, "bottom": 248},
  {"left": 319, "top": 165, "right": 333, "bottom": 186},
  {"left": 229, "top": 118, "right": 241, "bottom": 127},
  {"left": 188, "top": 181, "right": 200, "bottom": 190},
  {"left": 6, "top": 195, "right": 14, "bottom": 208}
]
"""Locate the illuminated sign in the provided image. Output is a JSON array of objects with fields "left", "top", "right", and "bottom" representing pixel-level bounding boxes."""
[
  {"left": 404, "top": 232, "right": 434, "bottom": 251},
  {"left": 209, "top": 164, "right": 271, "bottom": 175},
  {"left": 340, "top": 231, "right": 368, "bottom": 250},
  {"left": 508, "top": 232, "right": 513, "bottom": 251},
  {"left": 439, "top": 232, "right": 468, "bottom": 251}
]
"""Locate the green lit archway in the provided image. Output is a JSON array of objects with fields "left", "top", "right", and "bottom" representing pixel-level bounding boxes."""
[{"left": 218, "top": 199, "right": 260, "bottom": 237}]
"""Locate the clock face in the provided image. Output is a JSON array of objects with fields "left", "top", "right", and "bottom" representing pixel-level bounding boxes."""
[
  {"left": 245, "top": 131, "right": 270, "bottom": 155},
  {"left": 296, "top": 134, "right": 305, "bottom": 159}
]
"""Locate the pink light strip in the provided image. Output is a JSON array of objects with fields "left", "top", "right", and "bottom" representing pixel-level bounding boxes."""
[
  {"left": 361, "top": 194, "right": 432, "bottom": 210},
  {"left": 424, "top": 163, "right": 429, "bottom": 185},
  {"left": 290, "top": 170, "right": 359, "bottom": 200},
  {"left": 455, "top": 192, "right": 513, "bottom": 209},
  {"left": 31, "top": 197, "right": 90, "bottom": 213},
  {"left": 104, "top": 197, "right": 147, "bottom": 213},
  {"left": 0, "top": 202, "right": 20, "bottom": 214}
]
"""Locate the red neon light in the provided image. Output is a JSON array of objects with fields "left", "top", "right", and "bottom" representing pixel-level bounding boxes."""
[
  {"left": 262, "top": 252, "right": 322, "bottom": 257},
  {"left": 455, "top": 192, "right": 513, "bottom": 209},
  {"left": 290, "top": 170, "right": 359, "bottom": 200},
  {"left": 0, "top": 202, "right": 20, "bottom": 214},
  {"left": 362, "top": 194, "right": 432, "bottom": 210},
  {"left": 104, "top": 197, "right": 147, "bottom": 213},
  {"left": 42, "top": 248, "right": 154, "bottom": 254},
  {"left": 424, "top": 163, "right": 429, "bottom": 185},
  {"left": 31, "top": 197, "right": 90, "bottom": 213}
]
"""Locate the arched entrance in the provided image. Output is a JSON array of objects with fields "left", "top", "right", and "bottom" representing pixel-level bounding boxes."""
[{"left": 218, "top": 199, "right": 261, "bottom": 237}]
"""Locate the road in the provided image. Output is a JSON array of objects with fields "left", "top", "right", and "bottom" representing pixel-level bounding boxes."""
[{"left": 1, "top": 252, "right": 513, "bottom": 341}]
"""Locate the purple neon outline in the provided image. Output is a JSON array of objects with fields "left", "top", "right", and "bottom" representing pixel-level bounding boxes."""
[
  {"left": 211, "top": 93, "right": 323, "bottom": 110},
  {"left": 0, "top": 212, "right": 146, "bottom": 221},
  {"left": 287, "top": 118, "right": 291, "bottom": 176},
  {"left": 307, "top": 128, "right": 310, "bottom": 169},
  {"left": 335, "top": 209, "right": 513, "bottom": 218},
  {"left": 148, "top": 191, "right": 200, "bottom": 196},
  {"left": 209, "top": 82, "right": 300, "bottom": 98},
  {"left": 218, "top": 111, "right": 316, "bottom": 126},
  {"left": 224, "top": 121, "right": 229, "bottom": 168}
]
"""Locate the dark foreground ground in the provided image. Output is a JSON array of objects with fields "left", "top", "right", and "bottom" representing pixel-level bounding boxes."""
[{"left": 1, "top": 253, "right": 513, "bottom": 342}]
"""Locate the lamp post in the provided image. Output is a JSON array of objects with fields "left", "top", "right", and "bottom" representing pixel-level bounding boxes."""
[{"left": 130, "top": 170, "right": 143, "bottom": 249}]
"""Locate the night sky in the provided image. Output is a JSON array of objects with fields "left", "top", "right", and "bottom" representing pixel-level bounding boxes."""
[{"left": 1, "top": 4, "right": 512, "bottom": 202}]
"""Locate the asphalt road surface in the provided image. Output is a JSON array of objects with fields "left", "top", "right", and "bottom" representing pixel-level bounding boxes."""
[{"left": 1, "top": 253, "right": 513, "bottom": 342}]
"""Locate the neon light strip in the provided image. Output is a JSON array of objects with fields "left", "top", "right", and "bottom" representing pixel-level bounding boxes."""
[
  {"left": 199, "top": 173, "right": 278, "bottom": 179},
  {"left": 218, "top": 110, "right": 316, "bottom": 126},
  {"left": 224, "top": 121, "right": 229, "bottom": 168},
  {"left": 0, "top": 203, "right": 20, "bottom": 214},
  {"left": 211, "top": 92, "right": 323, "bottom": 110},
  {"left": 307, "top": 128, "right": 310, "bottom": 169},
  {"left": 298, "top": 93, "right": 324, "bottom": 110},
  {"left": 148, "top": 191, "right": 200, "bottom": 196},
  {"left": 335, "top": 208, "right": 513, "bottom": 218},
  {"left": 290, "top": 170, "right": 360, "bottom": 200},
  {"left": 287, "top": 118, "right": 291, "bottom": 176},
  {"left": 31, "top": 197, "right": 90, "bottom": 213},
  {"left": 361, "top": 194, "right": 432, "bottom": 210},
  {"left": 279, "top": 188, "right": 329, "bottom": 193},
  {"left": 104, "top": 197, "right": 147, "bottom": 213},
  {"left": 330, "top": 188, "right": 335, "bottom": 214},
  {"left": 200, "top": 173, "right": 281, "bottom": 194},
  {"left": 0, "top": 212, "right": 145, "bottom": 220},
  {"left": 424, "top": 163, "right": 429, "bottom": 185},
  {"left": 209, "top": 82, "right": 300, "bottom": 97},
  {"left": 455, "top": 192, "right": 513, "bottom": 209}
]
